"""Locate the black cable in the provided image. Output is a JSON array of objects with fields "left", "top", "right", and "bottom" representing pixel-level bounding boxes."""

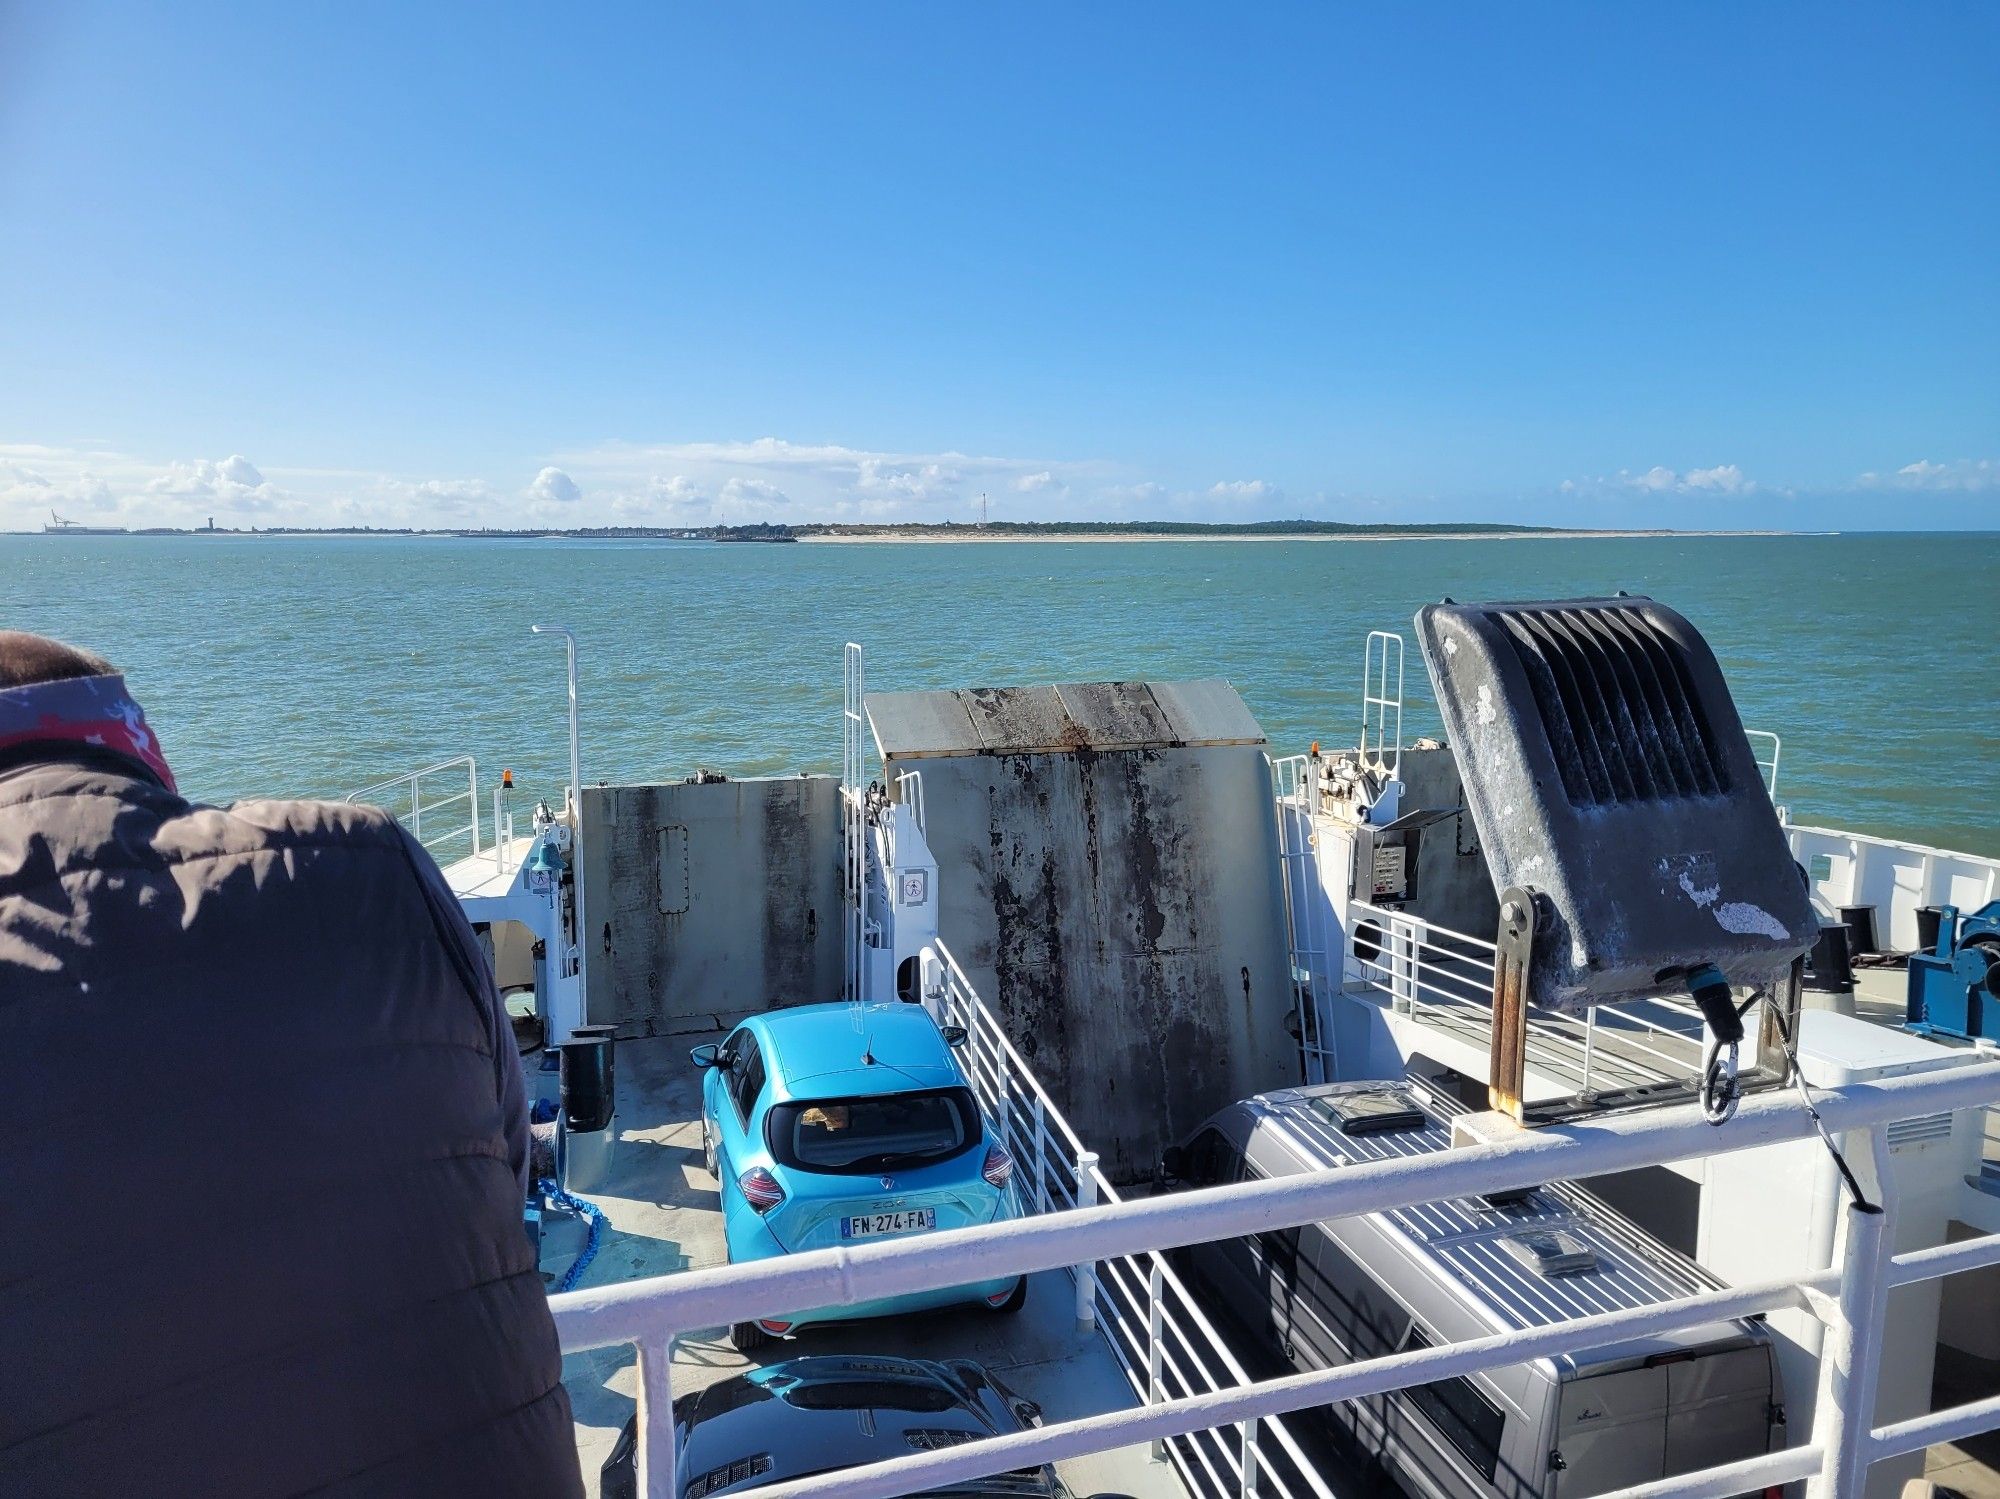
[{"left": 1767, "top": 1004, "right": 1878, "bottom": 1212}]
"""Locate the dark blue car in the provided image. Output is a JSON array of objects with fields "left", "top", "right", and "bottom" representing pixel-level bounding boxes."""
[{"left": 601, "top": 1355, "right": 1136, "bottom": 1498}]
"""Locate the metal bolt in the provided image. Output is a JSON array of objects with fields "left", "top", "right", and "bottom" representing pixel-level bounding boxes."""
[{"left": 1502, "top": 899, "right": 1522, "bottom": 924}]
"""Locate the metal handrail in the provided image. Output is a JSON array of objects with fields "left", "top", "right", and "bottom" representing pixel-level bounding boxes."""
[
  {"left": 344, "top": 755, "right": 481, "bottom": 861},
  {"left": 1745, "top": 728, "right": 1782, "bottom": 801},
  {"left": 1272, "top": 754, "right": 1338, "bottom": 1084},
  {"left": 1359, "top": 631, "right": 1404, "bottom": 777},
  {"left": 1344, "top": 898, "right": 1767, "bottom": 1098},
  {"left": 927, "top": 942, "right": 1335, "bottom": 1498},
  {"left": 550, "top": 1055, "right": 2000, "bottom": 1499}
]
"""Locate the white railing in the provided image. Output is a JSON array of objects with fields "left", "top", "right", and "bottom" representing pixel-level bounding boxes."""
[
  {"left": 1745, "top": 729, "right": 1782, "bottom": 803},
  {"left": 1344, "top": 898, "right": 1786, "bottom": 1100},
  {"left": 345, "top": 755, "right": 481, "bottom": 863},
  {"left": 882, "top": 767, "right": 927, "bottom": 870},
  {"left": 895, "top": 768, "right": 926, "bottom": 833},
  {"left": 842, "top": 643, "right": 867, "bottom": 1001},
  {"left": 928, "top": 941, "right": 1334, "bottom": 1499},
  {"left": 1790, "top": 823, "right": 2000, "bottom": 954},
  {"left": 1358, "top": 631, "right": 1404, "bottom": 777},
  {"left": 489, "top": 784, "right": 519, "bottom": 877},
  {"left": 1346, "top": 898, "right": 1500, "bottom": 1017},
  {"left": 550, "top": 1051, "right": 2000, "bottom": 1499},
  {"left": 1272, "top": 755, "right": 1338, "bottom": 1085}
]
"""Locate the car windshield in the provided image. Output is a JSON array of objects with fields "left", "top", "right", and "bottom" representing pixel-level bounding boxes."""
[
  {"left": 769, "top": 1088, "right": 978, "bottom": 1174},
  {"left": 707, "top": 1469, "right": 1047, "bottom": 1499}
]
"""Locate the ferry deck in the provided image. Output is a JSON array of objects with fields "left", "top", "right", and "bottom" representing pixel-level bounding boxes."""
[{"left": 418, "top": 614, "right": 2000, "bottom": 1499}]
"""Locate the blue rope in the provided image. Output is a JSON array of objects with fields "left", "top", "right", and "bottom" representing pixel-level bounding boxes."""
[{"left": 538, "top": 1177, "right": 606, "bottom": 1294}]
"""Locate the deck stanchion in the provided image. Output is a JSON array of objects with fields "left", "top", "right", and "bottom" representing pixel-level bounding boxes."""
[
  {"left": 635, "top": 1336, "right": 676, "bottom": 1499},
  {"left": 1074, "top": 1151, "right": 1100, "bottom": 1327},
  {"left": 1032, "top": 1095, "right": 1047, "bottom": 1211},
  {"left": 1240, "top": 1419, "right": 1260, "bottom": 1498},
  {"left": 1808, "top": 1184, "right": 1892, "bottom": 1497},
  {"left": 998, "top": 1047, "right": 1014, "bottom": 1161},
  {"left": 1146, "top": 1256, "right": 1166, "bottom": 1461}
]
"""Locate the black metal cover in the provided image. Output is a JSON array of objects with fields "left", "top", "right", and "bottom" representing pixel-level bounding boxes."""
[{"left": 1415, "top": 596, "right": 1814, "bottom": 1011}]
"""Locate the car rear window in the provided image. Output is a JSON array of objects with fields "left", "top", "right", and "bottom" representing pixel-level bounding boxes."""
[{"left": 768, "top": 1088, "right": 980, "bottom": 1174}]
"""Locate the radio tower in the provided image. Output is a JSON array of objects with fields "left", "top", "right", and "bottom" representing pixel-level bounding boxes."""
[{"left": 977, "top": 492, "right": 988, "bottom": 527}]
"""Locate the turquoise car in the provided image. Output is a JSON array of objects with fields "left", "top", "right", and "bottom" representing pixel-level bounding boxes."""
[{"left": 692, "top": 1002, "right": 1026, "bottom": 1352}]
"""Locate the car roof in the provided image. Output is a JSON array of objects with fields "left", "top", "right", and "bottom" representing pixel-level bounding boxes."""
[{"left": 748, "top": 1002, "right": 965, "bottom": 1100}]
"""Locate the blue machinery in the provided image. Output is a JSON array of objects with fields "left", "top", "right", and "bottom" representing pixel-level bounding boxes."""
[{"left": 1907, "top": 901, "right": 2000, "bottom": 1042}]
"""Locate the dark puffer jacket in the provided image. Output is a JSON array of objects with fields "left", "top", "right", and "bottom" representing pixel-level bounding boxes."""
[{"left": 0, "top": 749, "right": 582, "bottom": 1498}]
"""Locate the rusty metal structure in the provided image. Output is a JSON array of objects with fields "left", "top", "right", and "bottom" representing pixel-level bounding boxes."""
[{"left": 866, "top": 678, "right": 1295, "bottom": 1182}]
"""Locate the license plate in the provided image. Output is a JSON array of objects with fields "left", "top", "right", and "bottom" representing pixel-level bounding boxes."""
[{"left": 841, "top": 1208, "right": 936, "bottom": 1239}]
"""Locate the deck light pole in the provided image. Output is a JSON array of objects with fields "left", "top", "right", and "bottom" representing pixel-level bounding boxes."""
[{"left": 530, "top": 623, "right": 581, "bottom": 815}]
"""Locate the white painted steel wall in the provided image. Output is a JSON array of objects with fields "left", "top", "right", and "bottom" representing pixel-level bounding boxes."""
[{"left": 1790, "top": 823, "right": 2000, "bottom": 953}]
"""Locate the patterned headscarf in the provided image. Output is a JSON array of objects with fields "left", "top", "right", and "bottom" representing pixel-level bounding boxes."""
[{"left": 0, "top": 672, "right": 177, "bottom": 793}]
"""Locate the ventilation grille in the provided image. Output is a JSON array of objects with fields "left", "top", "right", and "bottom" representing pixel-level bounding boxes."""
[
  {"left": 905, "top": 1429, "right": 980, "bottom": 1453},
  {"left": 686, "top": 1454, "right": 772, "bottom": 1499},
  {"left": 1887, "top": 1112, "right": 1953, "bottom": 1149},
  {"left": 1493, "top": 605, "right": 1732, "bottom": 808}
]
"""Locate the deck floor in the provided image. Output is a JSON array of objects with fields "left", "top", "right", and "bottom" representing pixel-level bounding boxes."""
[{"left": 537, "top": 1029, "right": 1179, "bottom": 1498}]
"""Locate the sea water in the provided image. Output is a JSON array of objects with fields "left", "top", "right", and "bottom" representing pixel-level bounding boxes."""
[{"left": 4, "top": 531, "right": 1994, "bottom": 856}]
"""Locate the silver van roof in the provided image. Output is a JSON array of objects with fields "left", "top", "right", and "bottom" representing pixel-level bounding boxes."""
[{"left": 1242, "top": 1080, "right": 1734, "bottom": 1342}]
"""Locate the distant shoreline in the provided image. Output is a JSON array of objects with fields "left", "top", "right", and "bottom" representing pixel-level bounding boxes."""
[
  {"left": 11, "top": 525, "right": 1812, "bottom": 543},
  {"left": 797, "top": 527, "right": 1801, "bottom": 544}
]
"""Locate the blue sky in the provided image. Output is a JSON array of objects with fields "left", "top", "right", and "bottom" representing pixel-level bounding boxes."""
[{"left": 1, "top": 3, "right": 1994, "bottom": 530}]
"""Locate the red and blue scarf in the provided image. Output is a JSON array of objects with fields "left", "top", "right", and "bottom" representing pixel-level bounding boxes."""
[{"left": 0, "top": 673, "right": 178, "bottom": 793}]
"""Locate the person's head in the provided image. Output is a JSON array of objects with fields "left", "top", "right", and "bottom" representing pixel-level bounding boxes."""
[
  {"left": 0, "top": 633, "right": 176, "bottom": 792},
  {"left": 0, "top": 631, "right": 115, "bottom": 689}
]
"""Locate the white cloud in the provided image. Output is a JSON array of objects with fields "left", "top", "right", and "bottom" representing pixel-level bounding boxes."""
[
  {"left": 1682, "top": 464, "right": 1751, "bottom": 493},
  {"left": 1, "top": 459, "right": 116, "bottom": 519},
  {"left": 1562, "top": 463, "right": 1760, "bottom": 498},
  {"left": 551, "top": 437, "right": 1112, "bottom": 525},
  {"left": 413, "top": 477, "right": 495, "bottom": 503},
  {"left": 145, "top": 454, "right": 287, "bottom": 513},
  {"left": 1, "top": 433, "right": 1312, "bottom": 531},
  {"left": 854, "top": 458, "right": 961, "bottom": 502},
  {"left": 1207, "top": 478, "right": 1280, "bottom": 502},
  {"left": 1858, "top": 458, "right": 1998, "bottom": 493},
  {"left": 652, "top": 475, "right": 704, "bottom": 503},
  {"left": 718, "top": 476, "right": 789, "bottom": 516},
  {"left": 529, "top": 466, "right": 582, "bottom": 504}
]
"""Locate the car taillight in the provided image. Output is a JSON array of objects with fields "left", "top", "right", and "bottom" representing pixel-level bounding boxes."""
[
  {"left": 982, "top": 1146, "right": 1014, "bottom": 1189},
  {"left": 739, "top": 1167, "right": 786, "bottom": 1213}
]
